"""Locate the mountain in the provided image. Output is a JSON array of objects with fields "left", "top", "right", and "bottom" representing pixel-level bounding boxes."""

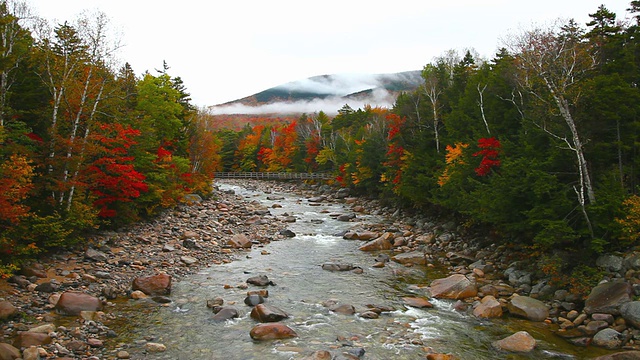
[{"left": 210, "top": 70, "right": 423, "bottom": 115}]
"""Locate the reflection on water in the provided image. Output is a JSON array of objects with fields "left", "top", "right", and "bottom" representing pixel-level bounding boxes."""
[{"left": 110, "top": 182, "right": 613, "bottom": 359}]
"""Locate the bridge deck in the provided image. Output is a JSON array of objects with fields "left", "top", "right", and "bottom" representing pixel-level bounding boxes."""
[{"left": 214, "top": 172, "right": 333, "bottom": 180}]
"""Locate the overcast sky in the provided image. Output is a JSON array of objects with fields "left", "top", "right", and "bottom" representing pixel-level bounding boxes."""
[{"left": 25, "top": 0, "right": 632, "bottom": 107}]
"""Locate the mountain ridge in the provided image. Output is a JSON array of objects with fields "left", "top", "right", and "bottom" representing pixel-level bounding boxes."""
[{"left": 211, "top": 70, "right": 423, "bottom": 114}]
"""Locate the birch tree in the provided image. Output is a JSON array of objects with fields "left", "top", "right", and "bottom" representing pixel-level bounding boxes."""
[
  {"left": 33, "top": 12, "right": 119, "bottom": 209},
  {"left": 505, "top": 19, "right": 597, "bottom": 234},
  {"left": 0, "top": 0, "right": 31, "bottom": 127}
]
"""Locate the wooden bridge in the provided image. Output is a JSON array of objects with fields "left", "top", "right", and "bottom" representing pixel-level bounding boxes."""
[{"left": 214, "top": 172, "right": 334, "bottom": 180}]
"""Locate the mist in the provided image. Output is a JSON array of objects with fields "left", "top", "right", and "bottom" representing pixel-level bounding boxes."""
[
  {"left": 208, "top": 88, "right": 396, "bottom": 115},
  {"left": 208, "top": 72, "right": 422, "bottom": 115}
]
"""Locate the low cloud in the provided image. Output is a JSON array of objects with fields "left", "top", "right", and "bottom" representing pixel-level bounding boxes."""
[
  {"left": 208, "top": 88, "right": 396, "bottom": 115},
  {"left": 275, "top": 73, "right": 381, "bottom": 96}
]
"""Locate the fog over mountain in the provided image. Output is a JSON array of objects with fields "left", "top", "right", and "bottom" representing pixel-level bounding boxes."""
[{"left": 208, "top": 71, "right": 423, "bottom": 115}]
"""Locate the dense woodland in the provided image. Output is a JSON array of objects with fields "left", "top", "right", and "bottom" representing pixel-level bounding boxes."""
[
  {"left": 2, "top": 2, "right": 640, "bottom": 284},
  {"left": 0, "top": 2, "right": 222, "bottom": 275}
]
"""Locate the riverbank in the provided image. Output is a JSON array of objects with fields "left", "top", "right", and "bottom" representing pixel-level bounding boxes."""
[
  {"left": 0, "top": 179, "right": 639, "bottom": 359},
  {"left": 0, "top": 180, "right": 325, "bottom": 359}
]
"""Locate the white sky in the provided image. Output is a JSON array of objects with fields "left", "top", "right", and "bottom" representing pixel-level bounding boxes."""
[{"left": 25, "top": 0, "right": 633, "bottom": 107}]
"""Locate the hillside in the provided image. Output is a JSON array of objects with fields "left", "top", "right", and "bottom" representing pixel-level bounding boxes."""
[{"left": 209, "top": 70, "right": 423, "bottom": 116}]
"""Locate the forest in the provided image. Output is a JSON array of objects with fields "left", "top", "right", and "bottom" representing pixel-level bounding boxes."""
[
  {"left": 2, "top": 1, "right": 640, "bottom": 280},
  {"left": 212, "top": 2, "right": 640, "bottom": 272},
  {"left": 0, "top": 3, "right": 222, "bottom": 275}
]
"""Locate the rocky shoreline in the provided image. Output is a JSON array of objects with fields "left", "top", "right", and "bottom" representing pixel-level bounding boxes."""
[{"left": 0, "top": 179, "right": 639, "bottom": 359}]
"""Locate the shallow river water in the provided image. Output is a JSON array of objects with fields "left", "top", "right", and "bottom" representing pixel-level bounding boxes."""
[{"left": 112, "top": 181, "right": 613, "bottom": 359}]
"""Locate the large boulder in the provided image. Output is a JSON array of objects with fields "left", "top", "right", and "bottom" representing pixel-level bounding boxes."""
[
  {"left": 13, "top": 331, "right": 52, "bottom": 349},
  {"left": 227, "top": 234, "right": 252, "bottom": 248},
  {"left": 428, "top": 274, "right": 477, "bottom": 300},
  {"left": 249, "top": 323, "right": 298, "bottom": 340},
  {"left": 85, "top": 248, "right": 108, "bottom": 262},
  {"left": 54, "top": 292, "right": 102, "bottom": 316},
  {"left": 392, "top": 251, "right": 427, "bottom": 265},
  {"left": 246, "top": 275, "right": 274, "bottom": 286},
  {"left": 621, "top": 301, "right": 640, "bottom": 329},
  {"left": 473, "top": 295, "right": 503, "bottom": 319},
  {"left": 584, "top": 281, "right": 633, "bottom": 315},
  {"left": 132, "top": 273, "right": 172, "bottom": 295},
  {"left": 250, "top": 304, "right": 289, "bottom": 323},
  {"left": 597, "top": 254, "right": 624, "bottom": 272},
  {"left": 358, "top": 232, "right": 394, "bottom": 251},
  {"left": 593, "top": 328, "right": 624, "bottom": 349},
  {"left": 0, "top": 343, "right": 20, "bottom": 360},
  {"left": 402, "top": 297, "right": 433, "bottom": 308},
  {"left": 507, "top": 295, "right": 549, "bottom": 322},
  {"left": 492, "top": 331, "right": 536, "bottom": 353},
  {"left": 0, "top": 301, "right": 18, "bottom": 321},
  {"left": 321, "top": 263, "right": 354, "bottom": 272},
  {"left": 212, "top": 307, "right": 239, "bottom": 322},
  {"left": 625, "top": 253, "right": 640, "bottom": 271}
]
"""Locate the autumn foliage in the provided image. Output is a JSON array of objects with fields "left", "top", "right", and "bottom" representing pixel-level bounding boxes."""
[
  {"left": 86, "top": 124, "right": 148, "bottom": 218},
  {"left": 473, "top": 137, "right": 501, "bottom": 176}
]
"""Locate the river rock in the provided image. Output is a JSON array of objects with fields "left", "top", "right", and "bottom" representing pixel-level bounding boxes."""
[
  {"left": 593, "top": 351, "right": 640, "bottom": 360},
  {"left": 228, "top": 234, "right": 252, "bottom": 248},
  {"left": 308, "top": 196, "right": 325, "bottom": 203},
  {"left": 0, "top": 301, "right": 17, "bottom": 321},
  {"left": 180, "top": 255, "right": 197, "bottom": 265},
  {"left": 597, "top": 254, "right": 624, "bottom": 272},
  {"left": 337, "top": 213, "right": 356, "bottom": 222},
  {"left": 428, "top": 274, "right": 477, "bottom": 300},
  {"left": 130, "top": 290, "right": 147, "bottom": 299},
  {"left": 85, "top": 248, "right": 108, "bottom": 262},
  {"left": 492, "top": 331, "right": 536, "bottom": 353},
  {"left": 584, "top": 281, "right": 633, "bottom": 315},
  {"left": 34, "top": 282, "right": 57, "bottom": 293},
  {"left": 301, "top": 350, "right": 333, "bottom": 360},
  {"left": 145, "top": 343, "right": 166, "bottom": 352},
  {"left": 358, "top": 232, "right": 394, "bottom": 251},
  {"left": 330, "top": 304, "right": 356, "bottom": 315},
  {"left": 20, "top": 264, "right": 46, "bottom": 278},
  {"left": 359, "top": 311, "right": 379, "bottom": 319},
  {"left": 392, "top": 251, "right": 427, "bottom": 265},
  {"left": 279, "top": 229, "right": 296, "bottom": 238},
  {"left": 247, "top": 289, "right": 269, "bottom": 298},
  {"left": 54, "top": 291, "right": 102, "bottom": 316},
  {"left": 344, "top": 231, "right": 378, "bottom": 240},
  {"left": 28, "top": 324, "right": 55, "bottom": 334},
  {"left": 593, "top": 328, "right": 624, "bottom": 349},
  {"left": 473, "top": 295, "right": 503, "bottom": 318},
  {"left": 625, "top": 253, "right": 640, "bottom": 271},
  {"left": 250, "top": 304, "right": 289, "bottom": 322},
  {"left": 250, "top": 323, "right": 298, "bottom": 340},
  {"left": 402, "top": 297, "right": 433, "bottom": 308},
  {"left": 586, "top": 320, "right": 613, "bottom": 335},
  {"left": 246, "top": 275, "right": 274, "bottom": 286},
  {"left": 13, "top": 332, "right": 51, "bottom": 349},
  {"left": 507, "top": 295, "right": 549, "bottom": 322},
  {"left": 244, "top": 294, "right": 264, "bottom": 306},
  {"left": 212, "top": 306, "right": 239, "bottom": 322},
  {"left": 321, "top": 263, "right": 354, "bottom": 271},
  {"left": 426, "top": 354, "right": 455, "bottom": 360},
  {"left": 0, "top": 343, "right": 20, "bottom": 360},
  {"left": 621, "top": 301, "right": 640, "bottom": 329},
  {"left": 132, "top": 273, "right": 172, "bottom": 295}
]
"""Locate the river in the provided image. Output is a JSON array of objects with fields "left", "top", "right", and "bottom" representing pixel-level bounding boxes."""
[{"left": 111, "top": 180, "right": 611, "bottom": 359}]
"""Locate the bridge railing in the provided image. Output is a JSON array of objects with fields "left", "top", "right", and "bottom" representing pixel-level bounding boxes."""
[{"left": 214, "top": 172, "right": 334, "bottom": 180}]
